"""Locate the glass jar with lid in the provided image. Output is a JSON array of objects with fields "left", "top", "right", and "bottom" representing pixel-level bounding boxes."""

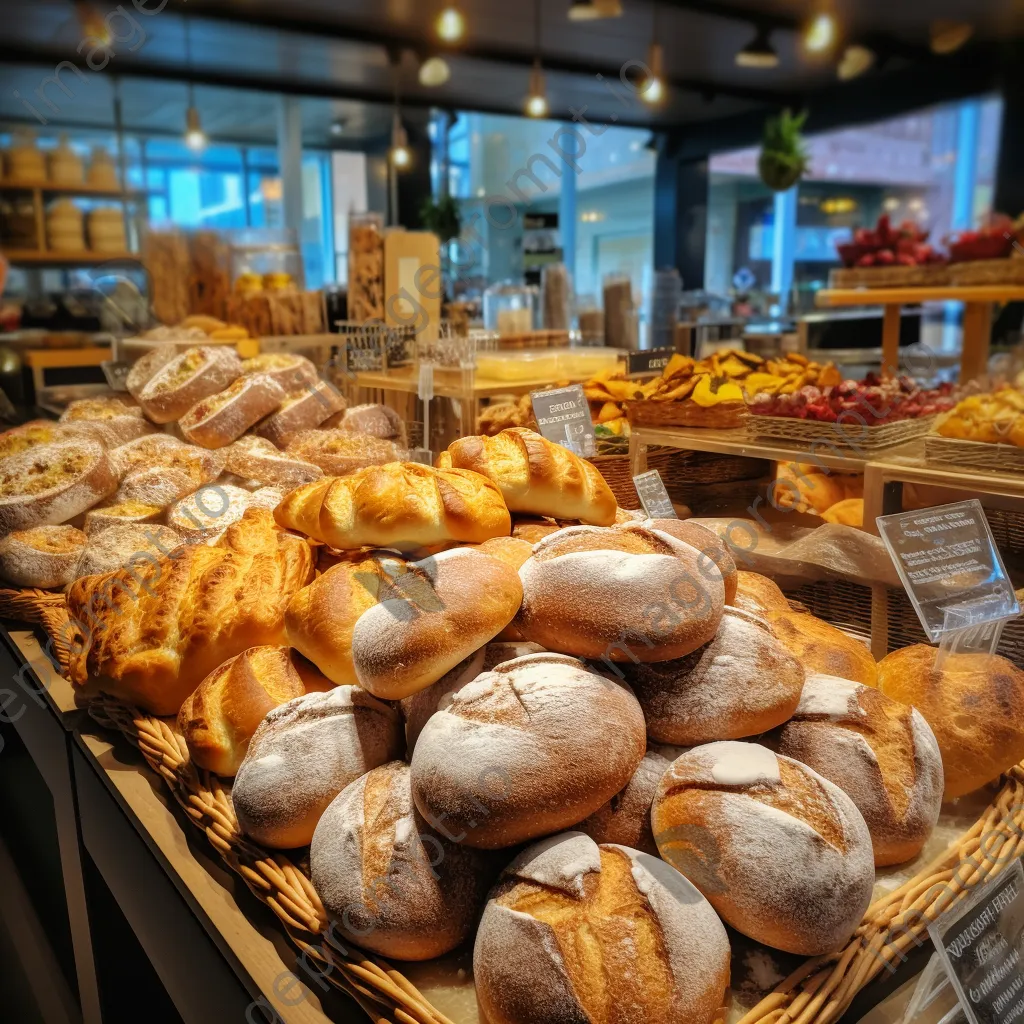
[{"left": 483, "top": 280, "right": 538, "bottom": 337}]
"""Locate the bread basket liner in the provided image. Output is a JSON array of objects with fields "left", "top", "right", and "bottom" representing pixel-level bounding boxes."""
[{"left": 4, "top": 586, "right": 1024, "bottom": 1024}]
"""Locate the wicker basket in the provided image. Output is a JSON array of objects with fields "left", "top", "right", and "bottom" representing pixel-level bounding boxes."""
[
  {"left": 626, "top": 399, "right": 748, "bottom": 430},
  {"left": 828, "top": 264, "right": 952, "bottom": 289},
  {"left": 925, "top": 435, "right": 1024, "bottom": 475},
  {"left": 781, "top": 578, "right": 875, "bottom": 643},
  {"left": 747, "top": 415, "right": 935, "bottom": 452},
  {"left": 948, "top": 258, "right": 1024, "bottom": 287},
  {"left": 588, "top": 447, "right": 679, "bottom": 509}
]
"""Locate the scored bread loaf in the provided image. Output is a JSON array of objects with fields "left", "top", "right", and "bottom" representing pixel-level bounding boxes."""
[
  {"left": 768, "top": 610, "right": 878, "bottom": 686},
  {"left": 410, "top": 653, "right": 646, "bottom": 848},
  {"left": 0, "top": 524, "right": 88, "bottom": 588},
  {"left": 232, "top": 686, "right": 403, "bottom": 848},
  {"left": 733, "top": 571, "right": 790, "bottom": 616},
  {"left": 284, "top": 429, "right": 402, "bottom": 476},
  {"left": 652, "top": 741, "right": 875, "bottom": 955},
  {"left": 626, "top": 519, "right": 737, "bottom": 604},
  {"left": 442, "top": 428, "right": 617, "bottom": 526},
  {"left": 311, "top": 761, "right": 492, "bottom": 960},
  {"left": 765, "top": 674, "right": 943, "bottom": 866},
  {"left": 328, "top": 403, "right": 404, "bottom": 440},
  {"left": 224, "top": 436, "right": 323, "bottom": 490},
  {"left": 240, "top": 352, "right": 319, "bottom": 392},
  {"left": 71, "top": 523, "right": 181, "bottom": 583},
  {"left": 178, "top": 373, "right": 287, "bottom": 449},
  {"left": 68, "top": 508, "right": 314, "bottom": 716},
  {"left": 275, "top": 462, "right": 512, "bottom": 552},
  {"left": 474, "top": 832, "right": 730, "bottom": 1024},
  {"left": 253, "top": 380, "right": 345, "bottom": 448},
  {"left": 178, "top": 645, "right": 335, "bottom": 777},
  {"left": 286, "top": 547, "right": 523, "bottom": 698},
  {"left": 59, "top": 396, "right": 156, "bottom": 447}
]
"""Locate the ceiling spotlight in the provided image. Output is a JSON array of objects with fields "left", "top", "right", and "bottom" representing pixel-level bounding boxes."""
[
  {"left": 736, "top": 27, "right": 779, "bottom": 69},
  {"left": 526, "top": 60, "right": 549, "bottom": 118},
  {"left": 930, "top": 20, "right": 974, "bottom": 55},
  {"left": 390, "top": 111, "right": 411, "bottom": 169},
  {"left": 567, "top": 0, "right": 622, "bottom": 19},
  {"left": 641, "top": 42, "right": 665, "bottom": 104},
  {"left": 803, "top": 9, "right": 838, "bottom": 54},
  {"left": 837, "top": 44, "right": 875, "bottom": 80},
  {"left": 436, "top": 6, "right": 466, "bottom": 42},
  {"left": 419, "top": 55, "right": 451, "bottom": 87}
]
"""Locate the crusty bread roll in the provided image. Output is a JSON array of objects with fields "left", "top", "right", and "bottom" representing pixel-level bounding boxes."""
[
  {"left": 179, "top": 646, "right": 334, "bottom": 777},
  {"left": 253, "top": 380, "right": 345, "bottom": 448},
  {"left": 311, "top": 761, "right": 491, "bottom": 959},
  {"left": 232, "top": 686, "right": 403, "bottom": 848},
  {"left": 652, "top": 741, "right": 875, "bottom": 955},
  {"left": 109, "top": 434, "right": 225, "bottom": 482},
  {"left": 328, "top": 403, "right": 404, "bottom": 440},
  {"left": 224, "top": 435, "right": 324, "bottom": 491},
  {"left": 733, "top": 571, "right": 790, "bottom": 616},
  {"left": 621, "top": 607, "right": 804, "bottom": 745},
  {"left": 286, "top": 547, "right": 523, "bottom": 699},
  {"left": 126, "top": 346, "right": 179, "bottom": 400},
  {"left": 275, "top": 462, "right": 512, "bottom": 553},
  {"left": 510, "top": 516, "right": 562, "bottom": 544},
  {"left": 471, "top": 535, "right": 534, "bottom": 570},
  {"left": 83, "top": 501, "right": 163, "bottom": 535},
  {"left": 284, "top": 429, "right": 402, "bottom": 476},
  {"left": 0, "top": 420, "right": 82, "bottom": 458},
  {"left": 59, "top": 396, "right": 156, "bottom": 447},
  {"left": 0, "top": 524, "right": 88, "bottom": 588},
  {"left": 68, "top": 509, "right": 314, "bottom": 716},
  {"left": 765, "top": 674, "right": 943, "bottom": 866},
  {"left": 442, "top": 428, "right": 617, "bottom": 526},
  {"left": 877, "top": 645, "right": 1024, "bottom": 799},
  {"left": 410, "top": 653, "right": 646, "bottom": 848},
  {"left": 136, "top": 346, "right": 243, "bottom": 423},
  {"left": 166, "top": 484, "right": 254, "bottom": 544},
  {"left": 638, "top": 519, "right": 738, "bottom": 604},
  {"left": 71, "top": 523, "right": 181, "bottom": 582},
  {"left": 179, "top": 373, "right": 287, "bottom": 449},
  {"left": 767, "top": 610, "right": 877, "bottom": 686},
  {"left": 515, "top": 525, "right": 724, "bottom": 663},
  {"left": 240, "top": 352, "right": 319, "bottom": 393},
  {"left": 0, "top": 439, "right": 117, "bottom": 533},
  {"left": 575, "top": 750, "right": 669, "bottom": 855},
  {"left": 474, "top": 832, "right": 730, "bottom": 1024},
  {"left": 248, "top": 486, "right": 284, "bottom": 512},
  {"left": 821, "top": 497, "right": 864, "bottom": 528}
]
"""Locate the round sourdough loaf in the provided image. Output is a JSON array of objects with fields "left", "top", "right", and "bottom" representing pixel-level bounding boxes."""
[
  {"left": 474, "top": 831, "right": 730, "bottom": 1024},
  {"left": 621, "top": 607, "right": 804, "bottom": 745},
  {"left": 232, "top": 686, "right": 403, "bottom": 849},
  {"left": 0, "top": 439, "right": 117, "bottom": 532},
  {"left": 410, "top": 653, "right": 646, "bottom": 848},
  {"left": 109, "top": 434, "right": 226, "bottom": 482},
  {"left": 575, "top": 750, "right": 670, "bottom": 855},
  {"left": 0, "top": 524, "right": 87, "bottom": 588},
  {"left": 328, "top": 403, "right": 404, "bottom": 440},
  {"left": 652, "top": 741, "right": 874, "bottom": 955},
  {"left": 638, "top": 519, "right": 738, "bottom": 603},
  {"left": 179, "top": 646, "right": 334, "bottom": 777},
  {"left": 137, "top": 345, "right": 243, "bottom": 423},
  {"left": 510, "top": 516, "right": 562, "bottom": 544},
  {"left": 240, "top": 353, "right": 319, "bottom": 393},
  {"left": 515, "top": 524, "right": 725, "bottom": 662},
  {"left": 733, "top": 571, "right": 790, "bottom": 616},
  {"left": 311, "top": 761, "right": 492, "bottom": 960},
  {"left": 765, "top": 674, "right": 943, "bottom": 866},
  {"left": 179, "top": 372, "right": 287, "bottom": 449},
  {"left": 767, "top": 609, "right": 878, "bottom": 686},
  {"left": 877, "top": 645, "right": 1024, "bottom": 799},
  {"left": 166, "top": 484, "right": 254, "bottom": 544},
  {"left": 253, "top": 380, "right": 345, "bottom": 448}
]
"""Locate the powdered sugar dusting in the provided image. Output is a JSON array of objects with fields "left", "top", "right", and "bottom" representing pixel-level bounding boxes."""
[{"left": 796, "top": 674, "right": 865, "bottom": 719}]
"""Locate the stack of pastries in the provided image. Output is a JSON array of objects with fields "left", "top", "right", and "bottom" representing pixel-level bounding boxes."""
[{"left": 59, "top": 422, "right": 1024, "bottom": 1024}]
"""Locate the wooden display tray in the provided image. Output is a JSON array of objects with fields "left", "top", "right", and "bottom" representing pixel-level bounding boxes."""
[
  {"left": 746, "top": 414, "right": 936, "bottom": 451},
  {"left": 924, "top": 434, "right": 1024, "bottom": 475}
]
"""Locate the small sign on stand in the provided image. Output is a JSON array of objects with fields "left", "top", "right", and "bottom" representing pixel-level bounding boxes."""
[
  {"left": 627, "top": 348, "right": 675, "bottom": 378},
  {"left": 633, "top": 469, "right": 677, "bottom": 520},
  {"left": 531, "top": 384, "right": 595, "bottom": 457},
  {"left": 101, "top": 360, "right": 132, "bottom": 392}
]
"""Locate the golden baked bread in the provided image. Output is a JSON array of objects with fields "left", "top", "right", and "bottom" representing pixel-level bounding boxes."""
[
  {"left": 68, "top": 508, "right": 314, "bottom": 716},
  {"left": 126, "top": 346, "right": 178, "bottom": 400},
  {"left": 83, "top": 501, "right": 163, "bottom": 535},
  {"left": 240, "top": 352, "right": 319, "bottom": 392},
  {"left": 0, "top": 524, "right": 88, "bottom": 588},
  {"left": 59, "top": 396, "right": 156, "bottom": 447},
  {"left": 766, "top": 674, "right": 943, "bottom": 865},
  {"left": 284, "top": 429, "right": 402, "bottom": 476},
  {"left": 471, "top": 535, "right": 534, "bottom": 570},
  {"left": 253, "top": 380, "right": 345, "bottom": 448},
  {"left": 166, "top": 484, "right": 255, "bottom": 544},
  {"left": 178, "top": 646, "right": 334, "bottom": 777},
  {"left": 136, "top": 346, "right": 243, "bottom": 423},
  {"left": 71, "top": 523, "right": 181, "bottom": 582},
  {"left": 0, "top": 420, "right": 82, "bottom": 459},
  {"left": 275, "top": 462, "right": 512, "bottom": 553},
  {"left": 224, "top": 435, "right": 323, "bottom": 490},
  {"left": 286, "top": 547, "right": 523, "bottom": 698},
  {"left": 877, "top": 645, "right": 1024, "bottom": 799},
  {"left": 328, "top": 403, "right": 404, "bottom": 440},
  {"left": 510, "top": 516, "right": 562, "bottom": 543},
  {"left": 733, "top": 571, "right": 791, "bottom": 616},
  {"left": 442, "top": 428, "right": 617, "bottom": 526},
  {"left": 178, "top": 372, "right": 287, "bottom": 449},
  {"left": 627, "top": 518, "right": 738, "bottom": 604},
  {"left": 767, "top": 609, "right": 878, "bottom": 686},
  {"left": 821, "top": 497, "right": 865, "bottom": 527},
  {"left": 474, "top": 832, "right": 730, "bottom": 1024}
]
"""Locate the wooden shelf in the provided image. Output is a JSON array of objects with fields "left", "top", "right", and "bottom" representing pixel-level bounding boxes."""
[
  {"left": 817, "top": 285, "right": 1024, "bottom": 306},
  {"left": 0, "top": 179, "right": 143, "bottom": 198},
  {"left": 3, "top": 249, "right": 139, "bottom": 266}
]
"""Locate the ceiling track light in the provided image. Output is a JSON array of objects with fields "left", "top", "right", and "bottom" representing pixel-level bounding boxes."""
[
  {"left": 435, "top": 6, "right": 466, "bottom": 43},
  {"left": 182, "top": 22, "right": 206, "bottom": 152},
  {"left": 736, "top": 26, "right": 779, "bottom": 69},
  {"left": 803, "top": 5, "right": 838, "bottom": 55}
]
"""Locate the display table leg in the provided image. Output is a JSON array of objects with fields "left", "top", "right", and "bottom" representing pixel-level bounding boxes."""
[
  {"left": 960, "top": 302, "right": 993, "bottom": 383},
  {"left": 881, "top": 304, "right": 901, "bottom": 377}
]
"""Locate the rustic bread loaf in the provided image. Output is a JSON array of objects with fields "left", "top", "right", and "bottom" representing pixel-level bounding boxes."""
[
  {"left": 442, "top": 428, "right": 617, "bottom": 526},
  {"left": 328, "top": 403, "right": 404, "bottom": 440},
  {"left": 767, "top": 610, "right": 878, "bottom": 686},
  {"left": 733, "top": 571, "right": 790, "bottom": 616},
  {"left": 471, "top": 535, "right": 534, "bottom": 570},
  {"left": 0, "top": 419, "right": 83, "bottom": 459},
  {"left": 83, "top": 501, "right": 163, "bottom": 535},
  {"left": 136, "top": 346, "right": 243, "bottom": 423},
  {"left": 232, "top": 685, "right": 402, "bottom": 848},
  {"left": 179, "top": 646, "right": 335, "bottom": 777},
  {"left": 510, "top": 516, "right": 562, "bottom": 544},
  {"left": 0, "top": 524, "right": 88, "bottom": 588},
  {"left": 410, "top": 653, "right": 646, "bottom": 848},
  {"left": 286, "top": 547, "right": 523, "bottom": 698},
  {"left": 474, "top": 832, "right": 730, "bottom": 1024},
  {"left": 178, "top": 373, "right": 287, "bottom": 449},
  {"left": 109, "top": 434, "right": 225, "bottom": 482},
  {"left": 311, "top": 761, "right": 492, "bottom": 960},
  {"left": 68, "top": 509, "right": 314, "bottom": 716},
  {"left": 652, "top": 741, "right": 875, "bottom": 955},
  {"left": 284, "top": 429, "right": 402, "bottom": 476},
  {"left": 515, "top": 524, "right": 725, "bottom": 663},
  {"left": 166, "top": 484, "right": 254, "bottom": 544},
  {"left": 275, "top": 462, "right": 512, "bottom": 553},
  {"left": 71, "top": 523, "right": 181, "bottom": 582},
  {"left": 621, "top": 607, "right": 805, "bottom": 745},
  {"left": 253, "top": 380, "right": 345, "bottom": 448},
  {"left": 639, "top": 519, "right": 738, "bottom": 603},
  {"left": 765, "top": 674, "right": 943, "bottom": 866},
  {"left": 240, "top": 352, "right": 319, "bottom": 392},
  {"left": 877, "top": 645, "right": 1024, "bottom": 799},
  {"left": 59, "top": 396, "right": 156, "bottom": 447},
  {"left": 224, "top": 435, "right": 323, "bottom": 491},
  {"left": 126, "top": 346, "right": 179, "bottom": 399}
]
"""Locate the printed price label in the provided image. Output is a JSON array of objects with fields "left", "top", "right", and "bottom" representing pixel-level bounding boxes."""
[
  {"left": 628, "top": 347, "right": 676, "bottom": 377},
  {"left": 531, "top": 384, "right": 595, "bottom": 457},
  {"left": 101, "top": 360, "right": 132, "bottom": 392},
  {"left": 929, "top": 860, "right": 1024, "bottom": 1024},
  {"left": 633, "top": 470, "right": 677, "bottom": 520}
]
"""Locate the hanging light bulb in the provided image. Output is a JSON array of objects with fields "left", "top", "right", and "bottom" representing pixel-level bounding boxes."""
[
  {"left": 837, "top": 44, "right": 875, "bottom": 80},
  {"left": 184, "top": 85, "right": 206, "bottom": 151},
  {"left": 641, "top": 42, "right": 665, "bottom": 104},
  {"left": 567, "top": 0, "right": 622, "bottom": 20},
  {"left": 419, "top": 56, "right": 451, "bottom": 87},
  {"left": 436, "top": 6, "right": 466, "bottom": 42},
  {"left": 803, "top": 7, "right": 838, "bottom": 54},
  {"left": 390, "top": 111, "right": 411, "bottom": 169},
  {"left": 525, "top": 59, "right": 549, "bottom": 118},
  {"left": 930, "top": 21, "right": 974, "bottom": 55},
  {"left": 736, "top": 27, "right": 779, "bottom": 69}
]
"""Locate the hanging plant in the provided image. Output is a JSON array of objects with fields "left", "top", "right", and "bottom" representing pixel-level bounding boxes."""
[
  {"left": 419, "top": 193, "right": 462, "bottom": 244},
  {"left": 758, "top": 108, "right": 811, "bottom": 192}
]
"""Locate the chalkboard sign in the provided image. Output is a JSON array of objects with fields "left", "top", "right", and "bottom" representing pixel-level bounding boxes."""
[
  {"left": 101, "top": 360, "right": 132, "bottom": 392},
  {"left": 930, "top": 859, "right": 1024, "bottom": 1024},
  {"left": 633, "top": 469, "right": 677, "bottom": 520},
  {"left": 628, "top": 347, "right": 676, "bottom": 377},
  {"left": 531, "top": 384, "right": 595, "bottom": 457}
]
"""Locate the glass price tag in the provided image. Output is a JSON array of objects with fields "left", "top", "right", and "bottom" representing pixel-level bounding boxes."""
[
  {"left": 633, "top": 470, "right": 677, "bottom": 520},
  {"left": 531, "top": 385, "right": 596, "bottom": 458}
]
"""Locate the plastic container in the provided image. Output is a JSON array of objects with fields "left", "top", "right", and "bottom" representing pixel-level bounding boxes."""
[
  {"left": 576, "top": 295, "right": 604, "bottom": 346},
  {"left": 484, "top": 280, "right": 538, "bottom": 336},
  {"left": 475, "top": 348, "right": 559, "bottom": 382},
  {"left": 555, "top": 347, "right": 623, "bottom": 379},
  {"left": 229, "top": 228, "right": 304, "bottom": 292}
]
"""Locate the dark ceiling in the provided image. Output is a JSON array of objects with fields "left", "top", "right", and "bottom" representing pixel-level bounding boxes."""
[{"left": 0, "top": 0, "right": 1021, "bottom": 149}]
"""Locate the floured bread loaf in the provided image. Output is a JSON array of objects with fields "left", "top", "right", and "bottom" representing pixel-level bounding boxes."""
[
  {"left": 474, "top": 832, "right": 730, "bottom": 1024},
  {"left": 179, "top": 645, "right": 335, "bottom": 777},
  {"left": 510, "top": 516, "right": 562, "bottom": 544},
  {"left": 621, "top": 607, "right": 804, "bottom": 745},
  {"left": 136, "top": 346, "right": 243, "bottom": 423},
  {"left": 253, "top": 380, "right": 345, "bottom": 448},
  {"left": 72, "top": 523, "right": 181, "bottom": 582},
  {"left": 410, "top": 653, "right": 646, "bottom": 848},
  {"left": 284, "top": 429, "right": 402, "bottom": 476},
  {"left": 112, "top": 438, "right": 227, "bottom": 509},
  {"left": 328, "top": 403, "right": 404, "bottom": 440},
  {"left": 515, "top": 524, "right": 724, "bottom": 663},
  {"left": 0, "top": 439, "right": 117, "bottom": 532},
  {"left": 166, "top": 484, "right": 253, "bottom": 544},
  {"left": 224, "top": 435, "right": 323, "bottom": 490},
  {"left": 248, "top": 486, "right": 284, "bottom": 512},
  {"left": 68, "top": 508, "right": 314, "bottom": 715},
  {"left": 286, "top": 547, "right": 523, "bottom": 698},
  {"left": 240, "top": 352, "right": 319, "bottom": 392},
  {"left": 653, "top": 741, "right": 875, "bottom": 955},
  {"left": 637, "top": 519, "right": 738, "bottom": 604},
  {"left": 232, "top": 685, "right": 402, "bottom": 848},
  {"left": 59, "top": 396, "right": 156, "bottom": 447},
  {"left": 733, "top": 571, "right": 790, "bottom": 616},
  {"left": 311, "top": 761, "right": 492, "bottom": 959},
  {"left": 0, "top": 420, "right": 82, "bottom": 459},
  {"left": 0, "top": 524, "right": 88, "bottom": 588},
  {"left": 768, "top": 610, "right": 877, "bottom": 686},
  {"left": 179, "top": 373, "right": 286, "bottom": 448},
  {"left": 766, "top": 674, "right": 943, "bottom": 866},
  {"left": 83, "top": 501, "right": 163, "bottom": 535},
  {"left": 126, "top": 345, "right": 179, "bottom": 399},
  {"left": 471, "top": 535, "right": 534, "bottom": 569}
]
